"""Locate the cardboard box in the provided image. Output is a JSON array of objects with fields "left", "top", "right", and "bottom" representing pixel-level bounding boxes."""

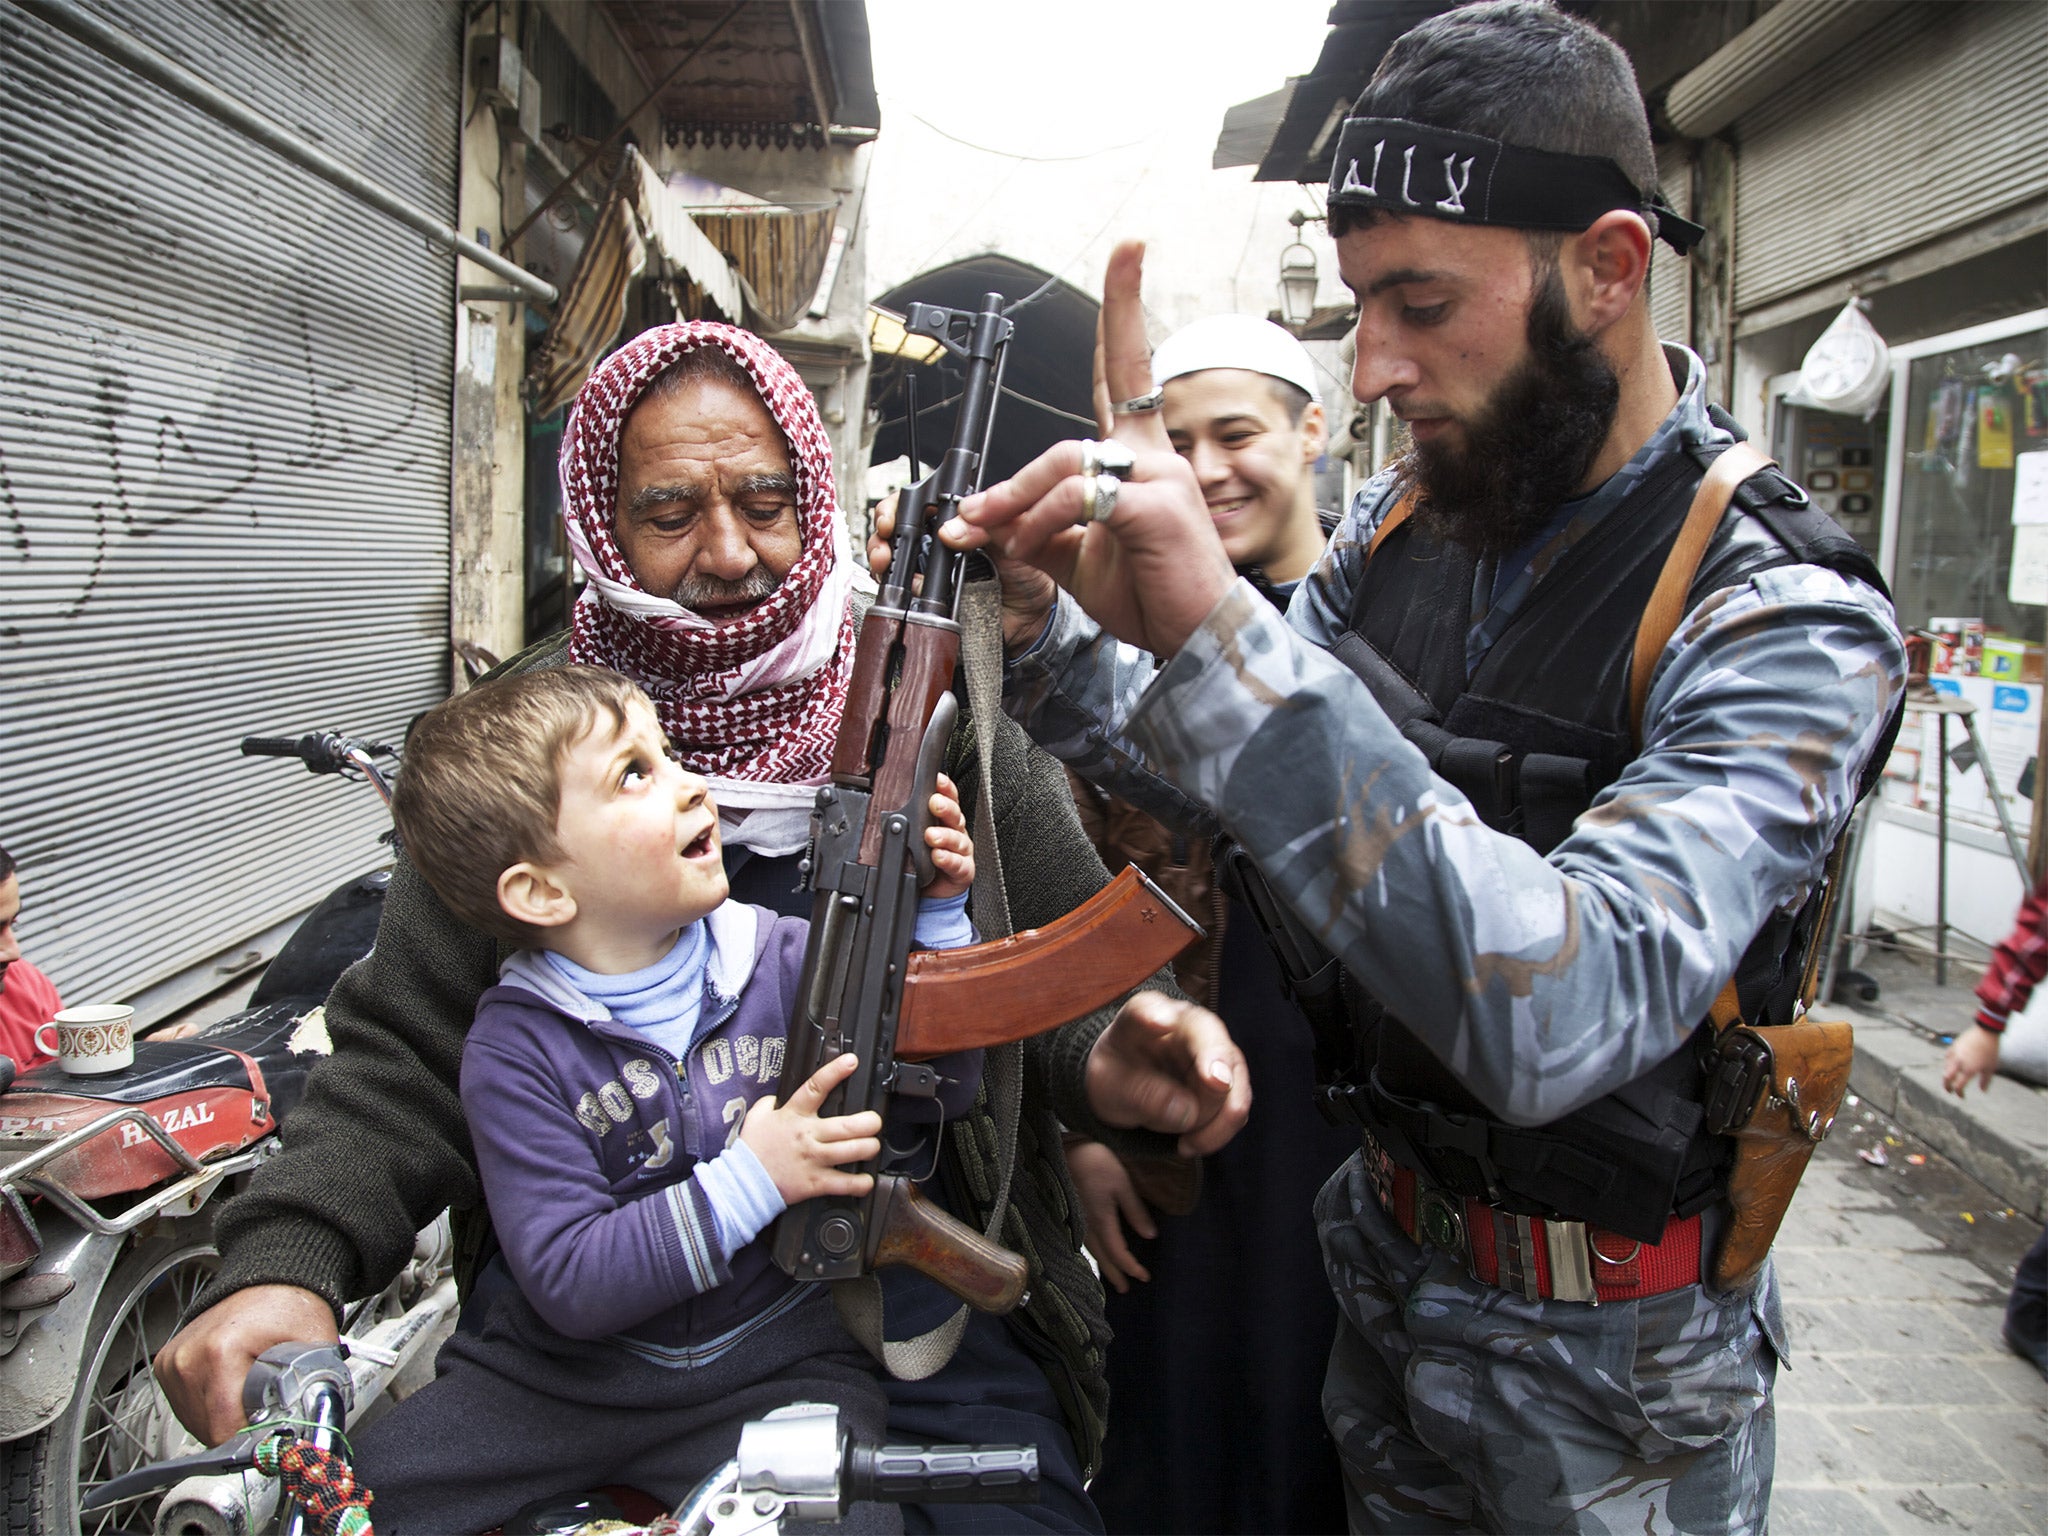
[
  {"left": 1981, "top": 637, "right": 2046, "bottom": 684},
  {"left": 1984, "top": 638, "right": 2027, "bottom": 682}
]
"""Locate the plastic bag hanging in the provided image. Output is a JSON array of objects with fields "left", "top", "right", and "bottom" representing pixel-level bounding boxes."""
[{"left": 1799, "top": 299, "right": 1891, "bottom": 418}]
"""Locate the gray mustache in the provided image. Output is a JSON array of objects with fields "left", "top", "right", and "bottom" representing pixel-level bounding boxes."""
[{"left": 671, "top": 566, "right": 782, "bottom": 609}]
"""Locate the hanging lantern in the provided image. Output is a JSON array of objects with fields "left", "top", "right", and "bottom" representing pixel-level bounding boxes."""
[{"left": 1278, "top": 210, "right": 1319, "bottom": 330}]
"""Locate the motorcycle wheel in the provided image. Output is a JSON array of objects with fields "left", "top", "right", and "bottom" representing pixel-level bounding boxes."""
[{"left": 0, "top": 1227, "right": 218, "bottom": 1535}]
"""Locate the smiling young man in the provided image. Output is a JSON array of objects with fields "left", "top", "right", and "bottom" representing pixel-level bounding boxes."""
[
  {"left": 1060, "top": 315, "right": 1353, "bottom": 1535},
  {"left": 943, "top": 3, "right": 1906, "bottom": 1531},
  {"left": 1157, "top": 314, "right": 1331, "bottom": 594}
]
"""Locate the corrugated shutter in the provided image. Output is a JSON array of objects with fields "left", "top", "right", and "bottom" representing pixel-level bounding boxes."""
[
  {"left": 0, "top": 0, "right": 459, "bottom": 1006},
  {"left": 1733, "top": 1, "right": 2048, "bottom": 313},
  {"left": 1650, "top": 140, "right": 1694, "bottom": 349}
]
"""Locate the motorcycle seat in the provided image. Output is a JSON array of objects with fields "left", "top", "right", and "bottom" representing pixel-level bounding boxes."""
[
  {"left": 15, "top": 1038, "right": 259, "bottom": 1104},
  {"left": 191, "top": 998, "right": 326, "bottom": 1122},
  {"left": 11, "top": 999, "right": 322, "bottom": 1121}
]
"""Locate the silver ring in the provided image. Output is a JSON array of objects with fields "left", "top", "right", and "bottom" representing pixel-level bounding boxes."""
[
  {"left": 1077, "top": 472, "right": 1121, "bottom": 525},
  {"left": 1078, "top": 438, "right": 1137, "bottom": 482},
  {"left": 1112, "top": 388, "right": 1163, "bottom": 415}
]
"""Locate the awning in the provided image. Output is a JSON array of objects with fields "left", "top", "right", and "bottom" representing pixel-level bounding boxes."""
[
  {"left": 1213, "top": 0, "right": 1451, "bottom": 184},
  {"left": 525, "top": 146, "right": 745, "bottom": 418},
  {"left": 1214, "top": 83, "right": 1296, "bottom": 170},
  {"left": 631, "top": 151, "right": 747, "bottom": 321},
  {"left": 691, "top": 205, "right": 840, "bottom": 333}
]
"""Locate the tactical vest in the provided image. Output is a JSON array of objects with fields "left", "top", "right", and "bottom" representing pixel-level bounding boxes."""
[{"left": 1322, "top": 438, "right": 1892, "bottom": 1244}]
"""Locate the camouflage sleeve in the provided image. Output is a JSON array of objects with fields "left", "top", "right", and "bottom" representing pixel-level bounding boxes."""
[
  {"left": 1123, "top": 566, "right": 1904, "bottom": 1128},
  {"left": 1002, "top": 593, "right": 1215, "bottom": 833},
  {"left": 1002, "top": 474, "right": 1400, "bottom": 826}
]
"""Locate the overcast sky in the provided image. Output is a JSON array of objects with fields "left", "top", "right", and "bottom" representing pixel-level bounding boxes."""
[{"left": 860, "top": 0, "right": 1353, "bottom": 332}]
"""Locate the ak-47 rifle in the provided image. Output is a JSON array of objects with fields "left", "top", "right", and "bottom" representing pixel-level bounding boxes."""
[{"left": 771, "top": 292, "right": 1200, "bottom": 1314}]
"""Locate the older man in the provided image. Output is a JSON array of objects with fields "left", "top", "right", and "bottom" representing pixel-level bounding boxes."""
[{"left": 158, "top": 323, "right": 1247, "bottom": 1533}]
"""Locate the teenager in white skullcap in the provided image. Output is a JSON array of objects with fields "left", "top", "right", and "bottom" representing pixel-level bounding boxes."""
[{"left": 1063, "top": 314, "right": 1353, "bottom": 1535}]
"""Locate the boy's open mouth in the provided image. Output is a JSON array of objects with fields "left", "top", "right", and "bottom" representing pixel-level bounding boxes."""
[{"left": 681, "top": 825, "right": 716, "bottom": 861}]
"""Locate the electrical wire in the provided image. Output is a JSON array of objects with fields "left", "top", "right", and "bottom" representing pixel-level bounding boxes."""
[
  {"left": 874, "top": 380, "right": 1096, "bottom": 434},
  {"left": 908, "top": 111, "right": 1153, "bottom": 163}
]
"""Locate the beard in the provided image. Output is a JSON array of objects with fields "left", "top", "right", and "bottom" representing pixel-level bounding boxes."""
[
  {"left": 1400, "top": 265, "right": 1622, "bottom": 556},
  {"left": 670, "top": 564, "right": 781, "bottom": 613}
]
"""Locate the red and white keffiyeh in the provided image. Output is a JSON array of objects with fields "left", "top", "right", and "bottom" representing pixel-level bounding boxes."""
[{"left": 561, "top": 323, "right": 857, "bottom": 834}]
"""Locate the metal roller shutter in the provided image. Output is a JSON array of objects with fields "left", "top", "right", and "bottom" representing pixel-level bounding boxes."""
[
  {"left": 1733, "top": 1, "right": 2048, "bottom": 313},
  {"left": 1650, "top": 140, "right": 1694, "bottom": 351},
  {"left": 0, "top": 0, "right": 460, "bottom": 1009}
]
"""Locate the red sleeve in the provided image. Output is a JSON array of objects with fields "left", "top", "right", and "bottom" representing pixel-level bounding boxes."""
[
  {"left": 0, "top": 962, "right": 62, "bottom": 1069},
  {"left": 1974, "top": 884, "right": 2048, "bottom": 1033}
]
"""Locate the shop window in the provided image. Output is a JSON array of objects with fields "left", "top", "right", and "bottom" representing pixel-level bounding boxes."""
[
  {"left": 1890, "top": 323, "right": 2048, "bottom": 636},
  {"left": 1771, "top": 401, "right": 1886, "bottom": 554}
]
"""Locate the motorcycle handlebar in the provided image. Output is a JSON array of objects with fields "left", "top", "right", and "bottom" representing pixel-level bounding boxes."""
[
  {"left": 240, "top": 734, "right": 313, "bottom": 759},
  {"left": 845, "top": 1442, "right": 1039, "bottom": 1506},
  {"left": 240, "top": 732, "right": 395, "bottom": 777}
]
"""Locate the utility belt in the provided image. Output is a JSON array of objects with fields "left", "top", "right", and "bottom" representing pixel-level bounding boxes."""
[
  {"left": 1221, "top": 840, "right": 1858, "bottom": 1294},
  {"left": 1362, "top": 1129, "right": 1704, "bottom": 1304},
  {"left": 1318, "top": 1067, "right": 1715, "bottom": 1246}
]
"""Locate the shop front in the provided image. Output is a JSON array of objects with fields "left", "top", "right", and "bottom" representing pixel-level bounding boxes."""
[
  {"left": 1764, "top": 306, "right": 2048, "bottom": 954},
  {"left": 1691, "top": 0, "right": 2048, "bottom": 961}
]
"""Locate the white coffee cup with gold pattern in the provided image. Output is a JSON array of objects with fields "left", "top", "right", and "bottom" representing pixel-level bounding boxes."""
[{"left": 35, "top": 1004, "right": 136, "bottom": 1076}]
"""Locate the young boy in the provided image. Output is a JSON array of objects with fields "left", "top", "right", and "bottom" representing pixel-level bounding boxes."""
[{"left": 349, "top": 665, "right": 980, "bottom": 1534}]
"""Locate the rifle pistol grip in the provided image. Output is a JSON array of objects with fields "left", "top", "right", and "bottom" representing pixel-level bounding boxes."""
[{"left": 866, "top": 1174, "right": 1029, "bottom": 1314}]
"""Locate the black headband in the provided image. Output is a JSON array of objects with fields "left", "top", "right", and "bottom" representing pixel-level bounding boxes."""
[{"left": 1326, "top": 116, "right": 1705, "bottom": 256}]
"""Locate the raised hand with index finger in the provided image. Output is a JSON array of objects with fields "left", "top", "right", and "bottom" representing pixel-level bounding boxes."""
[{"left": 938, "top": 241, "right": 1237, "bottom": 660}]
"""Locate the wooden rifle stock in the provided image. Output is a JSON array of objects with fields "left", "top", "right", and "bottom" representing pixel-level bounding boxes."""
[
  {"left": 896, "top": 866, "right": 1201, "bottom": 1059},
  {"left": 867, "top": 1173, "right": 1030, "bottom": 1313}
]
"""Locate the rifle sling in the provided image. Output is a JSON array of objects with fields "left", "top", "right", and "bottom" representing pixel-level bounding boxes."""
[
  {"left": 1628, "top": 441, "right": 1773, "bottom": 746},
  {"left": 834, "top": 576, "right": 1024, "bottom": 1380}
]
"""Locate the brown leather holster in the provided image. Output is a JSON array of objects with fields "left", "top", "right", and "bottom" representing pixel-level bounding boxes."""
[{"left": 1708, "top": 1008, "right": 1854, "bottom": 1290}]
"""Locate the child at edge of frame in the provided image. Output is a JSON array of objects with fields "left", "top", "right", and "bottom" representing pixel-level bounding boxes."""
[
  {"left": 1943, "top": 878, "right": 2048, "bottom": 1385},
  {"left": 344, "top": 663, "right": 983, "bottom": 1535}
]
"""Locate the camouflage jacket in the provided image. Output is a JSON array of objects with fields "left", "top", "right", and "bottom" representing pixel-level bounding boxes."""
[{"left": 1007, "top": 346, "right": 1906, "bottom": 1130}]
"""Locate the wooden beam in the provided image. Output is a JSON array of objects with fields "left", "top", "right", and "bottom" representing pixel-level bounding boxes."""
[{"left": 788, "top": 0, "right": 835, "bottom": 126}]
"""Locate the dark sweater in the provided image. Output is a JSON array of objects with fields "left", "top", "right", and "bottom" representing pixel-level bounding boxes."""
[{"left": 192, "top": 571, "right": 1160, "bottom": 1471}]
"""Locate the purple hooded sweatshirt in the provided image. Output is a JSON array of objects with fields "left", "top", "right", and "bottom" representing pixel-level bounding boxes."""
[{"left": 461, "top": 899, "right": 980, "bottom": 1365}]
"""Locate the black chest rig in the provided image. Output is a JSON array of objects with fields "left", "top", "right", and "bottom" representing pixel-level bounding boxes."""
[{"left": 1314, "top": 440, "right": 1890, "bottom": 1243}]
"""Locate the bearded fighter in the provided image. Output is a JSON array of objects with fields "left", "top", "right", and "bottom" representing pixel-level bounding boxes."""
[{"left": 938, "top": 4, "right": 1904, "bottom": 1530}]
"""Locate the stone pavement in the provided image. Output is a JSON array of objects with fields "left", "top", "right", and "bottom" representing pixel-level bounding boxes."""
[
  {"left": 1818, "top": 950, "right": 2048, "bottom": 1222},
  {"left": 1771, "top": 1111, "right": 2048, "bottom": 1532}
]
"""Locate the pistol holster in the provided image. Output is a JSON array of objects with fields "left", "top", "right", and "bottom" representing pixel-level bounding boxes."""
[{"left": 1703, "top": 990, "right": 1854, "bottom": 1291}]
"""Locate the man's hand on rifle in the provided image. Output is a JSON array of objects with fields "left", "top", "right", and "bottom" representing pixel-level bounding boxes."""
[
  {"left": 869, "top": 492, "right": 1061, "bottom": 658},
  {"left": 938, "top": 241, "right": 1237, "bottom": 660},
  {"left": 1085, "top": 991, "right": 1249, "bottom": 1157},
  {"left": 742, "top": 1052, "right": 885, "bottom": 1202}
]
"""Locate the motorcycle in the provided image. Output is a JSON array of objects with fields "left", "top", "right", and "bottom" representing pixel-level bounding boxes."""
[
  {"left": 84, "top": 1343, "right": 1040, "bottom": 1536},
  {"left": 0, "top": 732, "right": 457, "bottom": 1535}
]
